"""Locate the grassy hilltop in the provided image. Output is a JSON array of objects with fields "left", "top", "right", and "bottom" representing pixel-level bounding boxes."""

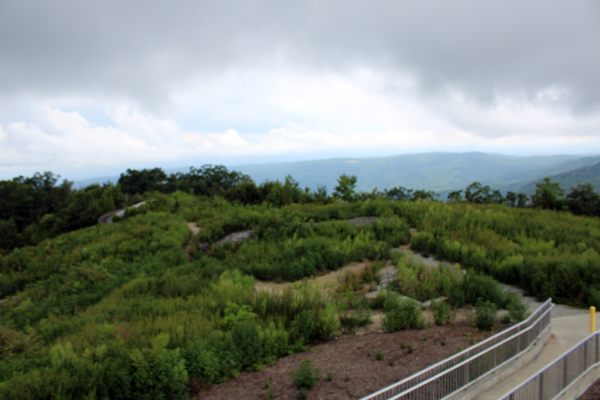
[{"left": 1, "top": 166, "right": 600, "bottom": 399}]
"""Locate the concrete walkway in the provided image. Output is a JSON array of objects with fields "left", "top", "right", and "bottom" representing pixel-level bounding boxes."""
[{"left": 473, "top": 305, "right": 597, "bottom": 400}]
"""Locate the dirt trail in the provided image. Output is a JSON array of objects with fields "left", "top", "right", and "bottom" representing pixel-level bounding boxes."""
[
  {"left": 254, "top": 261, "right": 371, "bottom": 293},
  {"left": 184, "top": 222, "right": 201, "bottom": 262},
  {"left": 187, "top": 222, "right": 200, "bottom": 235}
]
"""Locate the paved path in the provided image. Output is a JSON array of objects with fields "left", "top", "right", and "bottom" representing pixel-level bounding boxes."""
[{"left": 474, "top": 301, "right": 596, "bottom": 399}]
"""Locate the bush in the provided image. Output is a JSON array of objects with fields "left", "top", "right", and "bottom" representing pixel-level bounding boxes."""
[
  {"left": 291, "top": 359, "right": 320, "bottom": 391},
  {"left": 430, "top": 300, "right": 454, "bottom": 325},
  {"left": 383, "top": 296, "right": 424, "bottom": 332},
  {"left": 463, "top": 271, "right": 507, "bottom": 308},
  {"left": 470, "top": 299, "right": 498, "bottom": 330},
  {"left": 506, "top": 293, "right": 528, "bottom": 323}
]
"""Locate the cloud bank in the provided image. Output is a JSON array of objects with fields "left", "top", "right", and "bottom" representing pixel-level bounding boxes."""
[{"left": 0, "top": 0, "right": 599, "bottom": 179}]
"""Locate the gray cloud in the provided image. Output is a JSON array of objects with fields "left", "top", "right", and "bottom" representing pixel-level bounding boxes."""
[{"left": 1, "top": 0, "right": 599, "bottom": 113}]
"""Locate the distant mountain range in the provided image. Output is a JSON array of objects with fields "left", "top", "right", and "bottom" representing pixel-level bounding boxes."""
[
  {"left": 519, "top": 160, "right": 600, "bottom": 195},
  {"left": 74, "top": 152, "right": 600, "bottom": 198}
]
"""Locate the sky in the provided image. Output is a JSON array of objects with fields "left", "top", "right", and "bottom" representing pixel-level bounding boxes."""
[{"left": 1, "top": 0, "right": 600, "bottom": 181}]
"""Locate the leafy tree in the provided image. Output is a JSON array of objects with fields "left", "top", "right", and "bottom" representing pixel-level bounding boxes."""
[
  {"left": 0, "top": 219, "right": 18, "bottom": 251},
  {"left": 567, "top": 183, "right": 600, "bottom": 216},
  {"left": 531, "top": 177, "right": 565, "bottom": 210},
  {"left": 386, "top": 186, "right": 414, "bottom": 201},
  {"left": 226, "top": 179, "right": 261, "bottom": 205},
  {"left": 333, "top": 174, "right": 358, "bottom": 202},
  {"left": 411, "top": 189, "right": 438, "bottom": 202},
  {"left": 447, "top": 190, "right": 463, "bottom": 202},
  {"left": 464, "top": 182, "right": 492, "bottom": 204},
  {"left": 314, "top": 185, "right": 329, "bottom": 204},
  {"left": 118, "top": 168, "right": 168, "bottom": 195}
]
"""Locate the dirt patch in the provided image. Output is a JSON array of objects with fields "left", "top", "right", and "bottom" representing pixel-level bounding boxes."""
[
  {"left": 188, "top": 222, "right": 201, "bottom": 236},
  {"left": 194, "top": 321, "right": 494, "bottom": 400},
  {"left": 581, "top": 378, "right": 600, "bottom": 400}
]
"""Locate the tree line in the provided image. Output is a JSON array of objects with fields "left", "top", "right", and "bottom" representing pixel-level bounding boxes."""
[{"left": 2, "top": 165, "right": 599, "bottom": 253}]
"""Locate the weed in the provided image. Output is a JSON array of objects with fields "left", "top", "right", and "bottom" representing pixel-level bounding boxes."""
[
  {"left": 326, "top": 372, "right": 335, "bottom": 381},
  {"left": 470, "top": 299, "right": 498, "bottom": 331},
  {"left": 430, "top": 300, "right": 454, "bottom": 325},
  {"left": 422, "top": 335, "right": 429, "bottom": 341},
  {"left": 383, "top": 296, "right": 424, "bottom": 332},
  {"left": 298, "top": 387, "right": 308, "bottom": 400},
  {"left": 266, "top": 387, "right": 275, "bottom": 400},
  {"left": 375, "top": 350, "right": 384, "bottom": 360},
  {"left": 441, "top": 340, "right": 446, "bottom": 346},
  {"left": 506, "top": 292, "right": 528, "bottom": 322},
  {"left": 388, "top": 359, "right": 394, "bottom": 366},
  {"left": 263, "top": 378, "right": 272, "bottom": 389},
  {"left": 344, "top": 375, "right": 351, "bottom": 382},
  {"left": 291, "top": 359, "right": 320, "bottom": 391}
]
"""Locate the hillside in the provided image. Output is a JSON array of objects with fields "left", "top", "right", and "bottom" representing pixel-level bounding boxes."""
[
  {"left": 232, "top": 152, "right": 593, "bottom": 192},
  {"left": 3, "top": 174, "right": 600, "bottom": 399},
  {"left": 74, "top": 152, "right": 600, "bottom": 194},
  {"left": 519, "top": 161, "right": 600, "bottom": 195}
]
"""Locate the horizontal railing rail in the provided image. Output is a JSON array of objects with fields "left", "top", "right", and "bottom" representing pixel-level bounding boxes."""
[
  {"left": 361, "top": 298, "right": 554, "bottom": 400},
  {"left": 499, "top": 331, "right": 600, "bottom": 400}
]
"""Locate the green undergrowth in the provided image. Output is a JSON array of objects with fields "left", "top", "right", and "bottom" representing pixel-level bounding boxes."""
[{"left": 1, "top": 193, "right": 599, "bottom": 398}]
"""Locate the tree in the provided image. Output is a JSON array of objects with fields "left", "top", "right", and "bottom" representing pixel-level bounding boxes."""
[
  {"left": 567, "top": 183, "right": 600, "bottom": 216},
  {"left": 333, "top": 174, "right": 358, "bottom": 202},
  {"left": 465, "top": 182, "right": 493, "bottom": 204},
  {"left": 447, "top": 190, "right": 463, "bottom": 202},
  {"left": 386, "top": 186, "right": 414, "bottom": 201},
  {"left": 411, "top": 189, "right": 438, "bottom": 202},
  {"left": 118, "top": 168, "right": 167, "bottom": 195},
  {"left": 531, "top": 177, "right": 565, "bottom": 210}
]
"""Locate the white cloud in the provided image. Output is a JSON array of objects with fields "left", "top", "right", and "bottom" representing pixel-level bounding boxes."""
[{"left": 1, "top": 66, "right": 600, "bottom": 179}]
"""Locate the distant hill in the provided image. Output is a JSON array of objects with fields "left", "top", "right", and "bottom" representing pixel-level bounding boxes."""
[
  {"left": 519, "top": 161, "right": 600, "bottom": 195},
  {"left": 233, "top": 152, "right": 596, "bottom": 193},
  {"left": 72, "top": 152, "right": 600, "bottom": 196}
]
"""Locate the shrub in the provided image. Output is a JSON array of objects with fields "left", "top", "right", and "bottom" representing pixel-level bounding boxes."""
[
  {"left": 506, "top": 293, "right": 528, "bottom": 323},
  {"left": 290, "top": 359, "right": 320, "bottom": 391},
  {"left": 463, "top": 271, "right": 507, "bottom": 308},
  {"left": 383, "top": 296, "right": 424, "bottom": 332},
  {"left": 470, "top": 299, "right": 498, "bottom": 331},
  {"left": 431, "top": 300, "right": 454, "bottom": 325}
]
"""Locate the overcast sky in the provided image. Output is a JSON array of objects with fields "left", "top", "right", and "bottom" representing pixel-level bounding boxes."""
[{"left": 1, "top": 0, "right": 599, "bottom": 180}]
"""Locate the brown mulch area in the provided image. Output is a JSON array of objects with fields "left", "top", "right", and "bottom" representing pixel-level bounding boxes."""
[
  {"left": 581, "top": 378, "right": 600, "bottom": 399},
  {"left": 194, "top": 321, "right": 494, "bottom": 400}
]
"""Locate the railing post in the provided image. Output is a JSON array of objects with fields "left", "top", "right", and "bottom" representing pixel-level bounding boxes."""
[
  {"left": 563, "top": 357, "right": 568, "bottom": 388},
  {"left": 539, "top": 374, "right": 544, "bottom": 400},
  {"left": 584, "top": 342, "right": 588, "bottom": 369},
  {"left": 494, "top": 347, "right": 497, "bottom": 368},
  {"left": 595, "top": 335, "right": 598, "bottom": 362}
]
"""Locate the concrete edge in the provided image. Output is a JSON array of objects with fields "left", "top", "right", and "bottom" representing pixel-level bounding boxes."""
[
  {"left": 553, "top": 362, "right": 600, "bottom": 400},
  {"left": 445, "top": 326, "right": 552, "bottom": 400}
]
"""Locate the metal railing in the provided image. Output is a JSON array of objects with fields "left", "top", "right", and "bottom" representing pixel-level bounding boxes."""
[
  {"left": 361, "top": 298, "right": 554, "bottom": 400},
  {"left": 499, "top": 331, "right": 600, "bottom": 400}
]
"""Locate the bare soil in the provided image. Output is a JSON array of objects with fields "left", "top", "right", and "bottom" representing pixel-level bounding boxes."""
[
  {"left": 581, "top": 379, "right": 600, "bottom": 399},
  {"left": 193, "top": 321, "right": 496, "bottom": 400}
]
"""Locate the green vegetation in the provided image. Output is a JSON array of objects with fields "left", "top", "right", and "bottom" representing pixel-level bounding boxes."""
[
  {"left": 430, "top": 300, "right": 454, "bottom": 326},
  {"left": 470, "top": 300, "right": 498, "bottom": 331},
  {"left": 383, "top": 297, "right": 424, "bottom": 332},
  {"left": 290, "top": 359, "right": 320, "bottom": 398},
  {"left": 1, "top": 164, "right": 600, "bottom": 398}
]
